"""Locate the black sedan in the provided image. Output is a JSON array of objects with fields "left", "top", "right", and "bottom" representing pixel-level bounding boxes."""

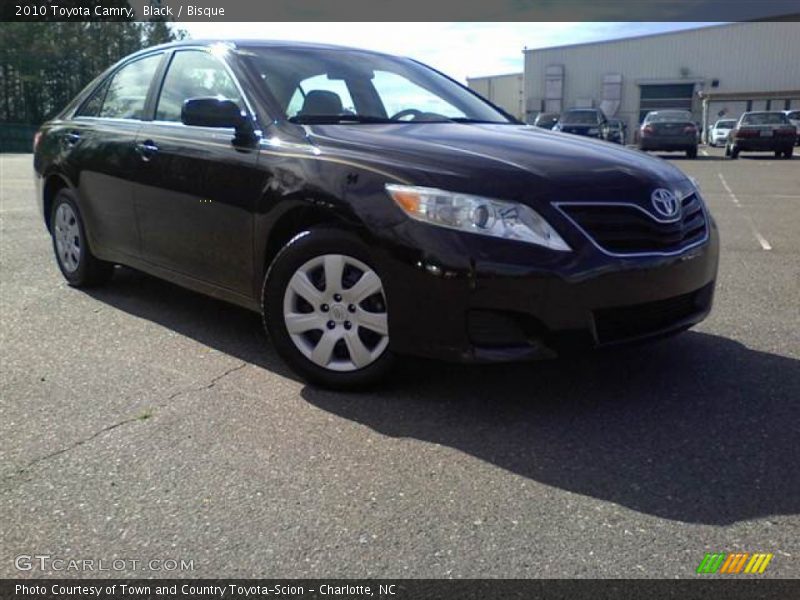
[
  {"left": 552, "top": 108, "right": 609, "bottom": 140},
  {"left": 639, "top": 110, "right": 699, "bottom": 158},
  {"left": 725, "top": 111, "right": 796, "bottom": 159},
  {"left": 34, "top": 40, "right": 719, "bottom": 388}
]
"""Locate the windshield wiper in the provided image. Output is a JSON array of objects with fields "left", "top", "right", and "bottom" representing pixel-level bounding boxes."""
[{"left": 288, "top": 114, "right": 393, "bottom": 124}]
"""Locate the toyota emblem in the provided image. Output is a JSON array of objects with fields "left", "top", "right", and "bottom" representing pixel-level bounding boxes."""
[{"left": 651, "top": 188, "right": 681, "bottom": 218}]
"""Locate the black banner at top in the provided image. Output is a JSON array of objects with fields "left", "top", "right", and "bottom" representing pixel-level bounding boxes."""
[{"left": 2, "top": 0, "right": 800, "bottom": 22}]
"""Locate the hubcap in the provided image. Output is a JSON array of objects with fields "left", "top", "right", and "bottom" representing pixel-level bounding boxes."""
[
  {"left": 54, "top": 203, "right": 81, "bottom": 273},
  {"left": 282, "top": 254, "right": 389, "bottom": 372}
]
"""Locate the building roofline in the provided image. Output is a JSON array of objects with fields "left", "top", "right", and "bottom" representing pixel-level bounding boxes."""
[
  {"left": 522, "top": 22, "right": 755, "bottom": 54},
  {"left": 466, "top": 72, "right": 523, "bottom": 82}
]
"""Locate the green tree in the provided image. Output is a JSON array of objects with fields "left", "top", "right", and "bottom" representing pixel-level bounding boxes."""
[{"left": 0, "top": 21, "right": 186, "bottom": 126}]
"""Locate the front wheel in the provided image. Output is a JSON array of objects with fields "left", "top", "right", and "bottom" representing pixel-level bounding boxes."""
[
  {"left": 50, "top": 190, "right": 114, "bottom": 287},
  {"left": 262, "top": 229, "right": 394, "bottom": 389},
  {"left": 784, "top": 147, "right": 794, "bottom": 159},
  {"left": 686, "top": 147, "right": 698, "bottom": 159},
  {"left": 730, "top": 145, "right": 740, "bottom": 159}
]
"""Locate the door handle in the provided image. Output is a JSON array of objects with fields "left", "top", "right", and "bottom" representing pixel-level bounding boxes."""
[{"left": 136, "top": 140, "right": 159, "bottom": 161}]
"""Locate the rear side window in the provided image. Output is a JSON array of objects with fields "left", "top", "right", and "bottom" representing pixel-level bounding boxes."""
[
  {"left": 98, "top": 54, "right": 162, "bottom": 120},
  {"left": 742, "top": 113, "right": 788, "bottom": 125},
  {"left": 76, "top": 79, "right": 111, "bottom": 117},
  {"left": 156, "top": 51, "right": 243, "bottom": 122}
]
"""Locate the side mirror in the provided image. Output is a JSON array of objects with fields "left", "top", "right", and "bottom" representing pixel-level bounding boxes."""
[{"left": 181, "top": 97, "right": 246, "bottom": 129}]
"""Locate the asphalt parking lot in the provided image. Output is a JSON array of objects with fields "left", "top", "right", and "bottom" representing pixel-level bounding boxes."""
[{"left": 1, "top": 147, "right": 798, "bottom": 579}]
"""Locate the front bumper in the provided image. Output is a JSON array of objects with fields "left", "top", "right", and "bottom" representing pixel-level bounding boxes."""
[{"left": 377, "top": 219, "right": 719, "bottom": 363}]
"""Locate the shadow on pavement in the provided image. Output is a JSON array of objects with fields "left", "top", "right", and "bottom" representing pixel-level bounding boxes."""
[
  {"left": 84, "top": 266, "right": 296, "bottom": 380},
  {"left": 303, "top": 333, "right": 800, "bottom": 525},
  {"left": 85, "top": 267, "right": 799, "bottom": 525}
]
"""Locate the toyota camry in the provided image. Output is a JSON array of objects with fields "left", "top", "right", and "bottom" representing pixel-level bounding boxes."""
[{"left": 33, "top": 40, "right": 719, "bottom": 388}]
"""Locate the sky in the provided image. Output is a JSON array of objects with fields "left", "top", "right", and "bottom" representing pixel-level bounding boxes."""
[{"left": 179, "top": 22, "right": 723, "bottom": 84}]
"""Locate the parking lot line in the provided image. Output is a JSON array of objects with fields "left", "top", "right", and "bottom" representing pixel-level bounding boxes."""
[
  {"left": 717, "top": 172, "right": 772, "bottom": 251},
  {"left": 717, "top": 173, "right": 740, "bottom": 205}
]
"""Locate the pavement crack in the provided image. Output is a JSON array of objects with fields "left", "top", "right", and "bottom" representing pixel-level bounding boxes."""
[
  {"left": 7, "top": 415, "right": 141, "bottom": 480},
  {"left": 4, "top": 362, "right": 248, "bottom": 482},
  {"left": 165, "top": 362, "right": 248, "bottom": 401}
]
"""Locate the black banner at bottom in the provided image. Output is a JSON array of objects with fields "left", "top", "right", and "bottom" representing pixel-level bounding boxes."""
[{"left": 2, "top": 579, "right": 800, "bottom": 600}]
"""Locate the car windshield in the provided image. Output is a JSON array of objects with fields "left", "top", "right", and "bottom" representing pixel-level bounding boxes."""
[
  {"left": 240, "top": 46, "right": 513, "bottom": 124},
  {"left": 786, "top": 111, "right": 800, "bottom": 120},
  {"left": 716, "top": 120, "right": 736, "bottom": 128},
  {"left": 741, "top": 112, "right": 789, "bottom": 125},
  {"left": 536, "top": 114, "right": 558, "bottom": 125},
  {"left": 645, "top": 112, "right": 692, "bottom": 123},
  {"left": 561, "top": 110, "right": 598, "bottom": 124}
]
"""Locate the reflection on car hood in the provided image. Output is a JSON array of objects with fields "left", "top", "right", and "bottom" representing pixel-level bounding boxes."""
[{"left": 306, "top": 123, "right": 689, "bottom": 203}]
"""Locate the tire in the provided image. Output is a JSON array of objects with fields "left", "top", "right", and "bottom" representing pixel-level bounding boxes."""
[
  {"left": 686, "top": 147, "right": 698, "bottom": 159},
  {"left": 262, "top": 228, "right": 394, "bottom": 389},
  {"left": 50, "top": 189, "right": 114, "bottom": 287},
  {"left": 784, "top": 147, "right": 794, "bottom": 159},
  {"left": 774, "top": 151, "right": 782, "bottom": 158},
  {"left": 730, "top": 145, "right": 740, "bottom": 159}
]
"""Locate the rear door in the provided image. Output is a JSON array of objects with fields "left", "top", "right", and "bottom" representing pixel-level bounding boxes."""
[
  {"left": 132, "top": 49, "right": 262, "bottom": 294},
  {"left": 69, "top": 53, "right": 164, "bottom": 260}
]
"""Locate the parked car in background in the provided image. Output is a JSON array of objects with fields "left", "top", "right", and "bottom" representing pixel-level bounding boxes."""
[
  {"left": 639, "top": 110, "right": 698, "bottom": 158},
  {"left": 708, "top": 118, "right": 737, "bottom": 147},
  {"left": 533, "top": 112, "right": 559, "bottom": 130},
  {"left": 726, "top": 111, "right": 796, "bottom": 159},
  {"left": 553, "top": 108, "right": 609, "bottom": 140},
  {"left": 606, "top": 118, "right": 627, "bottom": 145},
  {"left": 784, "top": 110, "right": 800, "bottom": 145}
]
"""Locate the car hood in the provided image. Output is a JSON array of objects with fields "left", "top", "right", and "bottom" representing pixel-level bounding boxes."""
[{"left": 305, "top": 123, "right": 690, "bottom": 205}]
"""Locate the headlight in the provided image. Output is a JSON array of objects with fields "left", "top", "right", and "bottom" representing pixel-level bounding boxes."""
[{"left": 385, "top": 184, "right": 571, "bottom": 251}]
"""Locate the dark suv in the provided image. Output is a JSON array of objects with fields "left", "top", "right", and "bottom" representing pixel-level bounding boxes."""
[{"left": 34, "top": 40, "right": 718, "bottom": 388}]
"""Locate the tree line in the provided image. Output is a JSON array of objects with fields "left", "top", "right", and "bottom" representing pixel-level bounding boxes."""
[{"left": 0, "top": 22, "right": 184, "bottom": 126}]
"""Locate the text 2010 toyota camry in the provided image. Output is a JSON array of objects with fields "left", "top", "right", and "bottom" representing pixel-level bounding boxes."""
[{"left": 34, "top": 40, "right": 719, "bottom": 388}]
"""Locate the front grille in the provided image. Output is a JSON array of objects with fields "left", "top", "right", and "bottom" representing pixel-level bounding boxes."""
[
  {"left": 558, "top": 193, "right": 707, "bottom": 254},
  {"left": 593, "top": 283, "right": 712, "bottom": 344}
]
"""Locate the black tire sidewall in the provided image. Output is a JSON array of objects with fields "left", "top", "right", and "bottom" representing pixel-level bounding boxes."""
[{"left": 262, "top": 228, "right": 394, "bottom": 389}]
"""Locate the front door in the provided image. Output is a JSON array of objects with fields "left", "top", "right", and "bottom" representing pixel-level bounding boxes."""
[{"left": 133, "top": 49, "right": 262, "bottom": 294}]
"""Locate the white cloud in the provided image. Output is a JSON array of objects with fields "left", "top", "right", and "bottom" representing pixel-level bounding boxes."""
[{"left": 178, "top": 22, "right": 719, "bottom": 84}]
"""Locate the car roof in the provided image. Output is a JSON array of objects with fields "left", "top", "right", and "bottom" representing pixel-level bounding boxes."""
[{"left": 133, "top": 38, "right": 393, "bottom": 57}]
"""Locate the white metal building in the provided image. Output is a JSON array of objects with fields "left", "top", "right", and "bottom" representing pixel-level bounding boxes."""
[
  {"left": 466, "top": 72, "right": 525, "bottom": 120},
  {"left": 521, "top": 22, "right": 800, "bottom": 137}
]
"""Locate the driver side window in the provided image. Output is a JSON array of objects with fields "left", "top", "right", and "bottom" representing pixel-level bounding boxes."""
[
  {"left": 156, "top": 50, "right": 243, "bottom": 122},
  {"left": 371, "top": 71, "right": 465, "bottom": 119}
]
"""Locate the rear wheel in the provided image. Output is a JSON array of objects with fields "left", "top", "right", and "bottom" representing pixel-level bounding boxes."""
[
  {"left": 774, "top": 150, "right": 782, "bottom": 158},
  {"left": 784, "top": 147, "right": 794, "bottom": 159},
  {"left": 730, "top": 145, "right": 740, "bottom": 159},
  {"left": 263, "top": 229, "right": 393, "bottom": 389},
  {"left": 50, "top": 190, "right": 114, "bottom": 287},
  {"left": 686, "top": 147, "right": 698, "bottom": 159}
]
